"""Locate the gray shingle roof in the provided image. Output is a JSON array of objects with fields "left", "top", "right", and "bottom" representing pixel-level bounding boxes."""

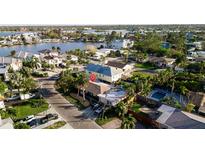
[
  {"left": 165, "top": 109, "right": 205, "bottom": 129},
  {"left": 86, "top": 64, "right": 122, "bottom": 77}
]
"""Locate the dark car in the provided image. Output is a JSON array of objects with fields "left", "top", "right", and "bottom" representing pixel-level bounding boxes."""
[
  {"left": 40, "top": 117, "right": 49, "bottom": 124},
  {"left": 46, "top": 113, "right": 58, "bottom": 121},
  {"left": 27, "top": 119, "right": 38, "bottom": 128}
]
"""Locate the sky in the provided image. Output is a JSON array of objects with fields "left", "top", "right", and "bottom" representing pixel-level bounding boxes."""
[{"left": 0, "top": 0, "right": 204, "bottom": 25}]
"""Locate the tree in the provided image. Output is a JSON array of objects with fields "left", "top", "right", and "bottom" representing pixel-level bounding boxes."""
[
  {"left": 121, "top": 114, "right": 136, "bottom": 129},
  {"left": 21, "top": 77, "right": 37, "bottom": 94},
  {"left": 85, "top": 45, "right": 97, "bottom": 56},
  {"left": 185, "top": 102, "right": 195, "bottom": 113},
  {"left": 115, "top": 101, "right": 128, "bottom": 118},
  {"left": 19, "top": 66, "right": 31, "bottom": 78},
  {"left": 10, "top": 50, "right": 16, "bottom": 57},
  {"left": 133, "top": 51, "right": 147, "bottom": 63},
  {"left": 0, "top": 80, "right": 8, "bottom": 96},
  {"left": 75, "top": 72, "right": 89, "bottom": 100},
  {"left": 14, "top": 122, "right": 30, "bottom": 129},
  {"left": 57, "top": 47, "right": 61, "bottom": 53}
]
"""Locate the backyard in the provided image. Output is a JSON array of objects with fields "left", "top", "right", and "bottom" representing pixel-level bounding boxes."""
[{"left": 135, "top": 62, "right": 157, "bottom": 70}]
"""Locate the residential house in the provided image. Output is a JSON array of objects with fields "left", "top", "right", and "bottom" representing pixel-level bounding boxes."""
[
  {"left": 0, "top": 57, "right": 22, "bottom": 71},
  {"left": 189, "top": 91, "right": 205, "bottom": 115},
  {"left": 148, "top": 56, "right": 176, "bottom": 68},
  {"left": 98, "top": 87, "right": 127, "bottom": 106},
  {"left": 105, "top": 60, "right": 133, "bottom": 76},
  {"left": 39, "top": 49, "right": 62, "bottom": 66},
  {"left": 70, "top": 55, "right": 78, "bottom": 62},
  {"left": 86, "top": 64, "right": 123, "bottom": 83},
  {"left": 86, "top": 81, "right": 111, "bottom": 96},
  {"left": 93, "top": 48, "right": 116, "bottom": 60}
]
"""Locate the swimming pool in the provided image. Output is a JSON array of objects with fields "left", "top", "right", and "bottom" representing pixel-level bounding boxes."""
[{"left": 151, "top": 92, "right": 166, "bottom": 100}]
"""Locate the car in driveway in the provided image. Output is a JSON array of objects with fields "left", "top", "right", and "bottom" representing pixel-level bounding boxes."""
[
  {"left": 92, "top": 104, "right": 100, "bottom": 110},
  {"left": 45, "top": 113, "right": 58, "bottom": 121},
  {"left": 27, "top": 119, "right": 38, "bottom": 128},
  {"left": 5, "top": 94, "right": 20, "bottom": 102},
  {"left": 94, "top": 107, "right": 103, "bottom": 115},
  {"left": 40, "top": 113, "right": 58, "bottom": 124}
]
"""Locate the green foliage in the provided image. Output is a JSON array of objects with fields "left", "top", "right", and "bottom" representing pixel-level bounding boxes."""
[
  {"left": 12, "top": 99, "right": 48, "bottom": 120},
  {"left": 31, "top": 71, "right": 48, "bottom": 77},
  {"left": 121, "top": 114, "right": 136, "bottom": 129},
  {"left": 95, "top": 117, "right": 113, "bottom": 126},
  {"left": 0, "top": 109, "right": 9, "bottom": 119},
  {"left": 14, "top": 122, "right": 30, "bottom": 129},
  {"left": 26, "top": 99, "right": 47, "bottom": 108},
  {"left": 0, "top": 80, "right": 8, "bottom": 95},
  {"left": 115, "top": 102, "right": 128, "bottom": 118},
  {"left": 44, "top": 121, "right": 66, "bottom": 129},
  {"left": 185, "top": 102, "right": 195, "bottom": 113},
  {"left": 131, "top": 103, "right": 141, "bottom": 113}
]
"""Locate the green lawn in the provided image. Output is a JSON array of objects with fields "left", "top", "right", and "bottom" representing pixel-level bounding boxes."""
[
  {"left": 13, "top": 99, "right": 49, "bottom": 120},
  {"left": 64, "top": 95, "right": 86, "bottom": 110},
  {"left": 44, "top": 121, "right": 66, "bottom": 129},
  {"left": 95, "top": 117, "right": 114, "bottom": 126},
  {"left": 135, "top": 63, "right": 156, "bottom": 70}
]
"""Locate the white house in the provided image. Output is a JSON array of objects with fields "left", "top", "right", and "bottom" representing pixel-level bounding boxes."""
[
  {"left": 0, "top": 57, "right": 22, "bottom": 71},
  {"left": 122, "top": 39, "right": 134, "bottom": 48},
  {"left": 86, "top": 64, "right": 123, "bottom": 83},
  {"left": 70, "top": 55, "right": 78, "bottom": 62},
  {"left": 105, "top": 61, "right": 133, "bottom": 76}
]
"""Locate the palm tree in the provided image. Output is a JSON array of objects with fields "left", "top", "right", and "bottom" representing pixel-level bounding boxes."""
[
  {"left": 57, "top": 47, "right": 61, "bottom": 53},
  {"left": 9, "top": 72, "right": 24, "bottom": 93},
  {"left": 75, "top": 72, "right": 89, "bottom": 100},
  {"left": 19, "top": 66, "right": 31, "bottom": 78},
  {"left": 10, "top": 50, "right": 16, "bottom": 57},
  {"left": 121, "top": 114, "right": 136, "bottom": 129},
  {"left": 30, "top": 57, "right": 40, "bottom": 71},
  {"left": 115, "top": 101, "right": 128, "bottom": 118}
]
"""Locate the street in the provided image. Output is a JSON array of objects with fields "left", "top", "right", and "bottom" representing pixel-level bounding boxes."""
[{"left": 39, "top": 78, "right": 101, "bottom": 129}]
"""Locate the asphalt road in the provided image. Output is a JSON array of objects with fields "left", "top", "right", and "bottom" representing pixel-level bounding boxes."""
[{"left": 39, "top": 78, "right": 101, "bottom": 129}]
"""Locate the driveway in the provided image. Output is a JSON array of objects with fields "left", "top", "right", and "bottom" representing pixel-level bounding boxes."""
[{"left": 39, "top": 78, "right": 101, "bottom": 129}]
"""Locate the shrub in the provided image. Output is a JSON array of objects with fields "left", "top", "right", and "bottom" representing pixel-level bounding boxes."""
[
  {"left": 27, "top": 99, "right": 47, "bottom": 108},
  {"left": 14, "top": 122, "right": 30, "bottom": 129},
  {"left": 32, "top": 72, "right": 48, "bottom": 77}
]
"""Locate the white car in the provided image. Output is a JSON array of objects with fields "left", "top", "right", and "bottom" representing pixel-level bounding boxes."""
[{"left": 21, "top": 115, "right": 35, "bottom": 123}]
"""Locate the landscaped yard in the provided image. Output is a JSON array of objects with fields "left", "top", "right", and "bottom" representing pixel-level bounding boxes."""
[
  {"left": 95, "top": 117, "right": 114, "bottom": 126},
  {"left": 64, "top": 95, "right": 86, "bottom": 110},
  {"left": 12, "top": 99, "right": 49, "bottom": 120},
  {"left": 135, "top": 63, "right": 156, "bottom": 70},
  {"left": 44, "top": 121, "right": 66, "bottom": 129}
]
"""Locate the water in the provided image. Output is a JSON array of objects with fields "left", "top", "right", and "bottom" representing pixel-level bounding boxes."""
[
  {"left": 0, "top": 30, "right": 124, "bottom": 56},
  {"left": 0, "top": 31, "right": 25, "bottom": 37},
  {"left": 0, "top": 41, "right": 123, "bottom": 56}
]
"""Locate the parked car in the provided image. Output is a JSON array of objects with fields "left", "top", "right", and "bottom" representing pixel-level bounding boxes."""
[
  {"left": 45, "top": 113, "right": 58, "bottom": 121},
  {"left": 94, "top": 107, "right": 103, "bottom": 115},
  {"left": 40, "top": 117, "right": 49, "bottom": 124},
  {"left": 92, "top": 104, "right": 100, "bottom": 110},
  {"left": 27, "top": 119, "right": 38, "bottom": 128},
  {"left": 6, "top": 94, "right": 20, "bottom": 101}
]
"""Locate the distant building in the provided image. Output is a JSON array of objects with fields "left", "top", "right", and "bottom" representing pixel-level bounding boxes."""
[
  {"left": 0, "top": 57, "right": 22, "bottom": 71},
  {"left": 148, "top": 56, "right": 176, "bottom": 68}
]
